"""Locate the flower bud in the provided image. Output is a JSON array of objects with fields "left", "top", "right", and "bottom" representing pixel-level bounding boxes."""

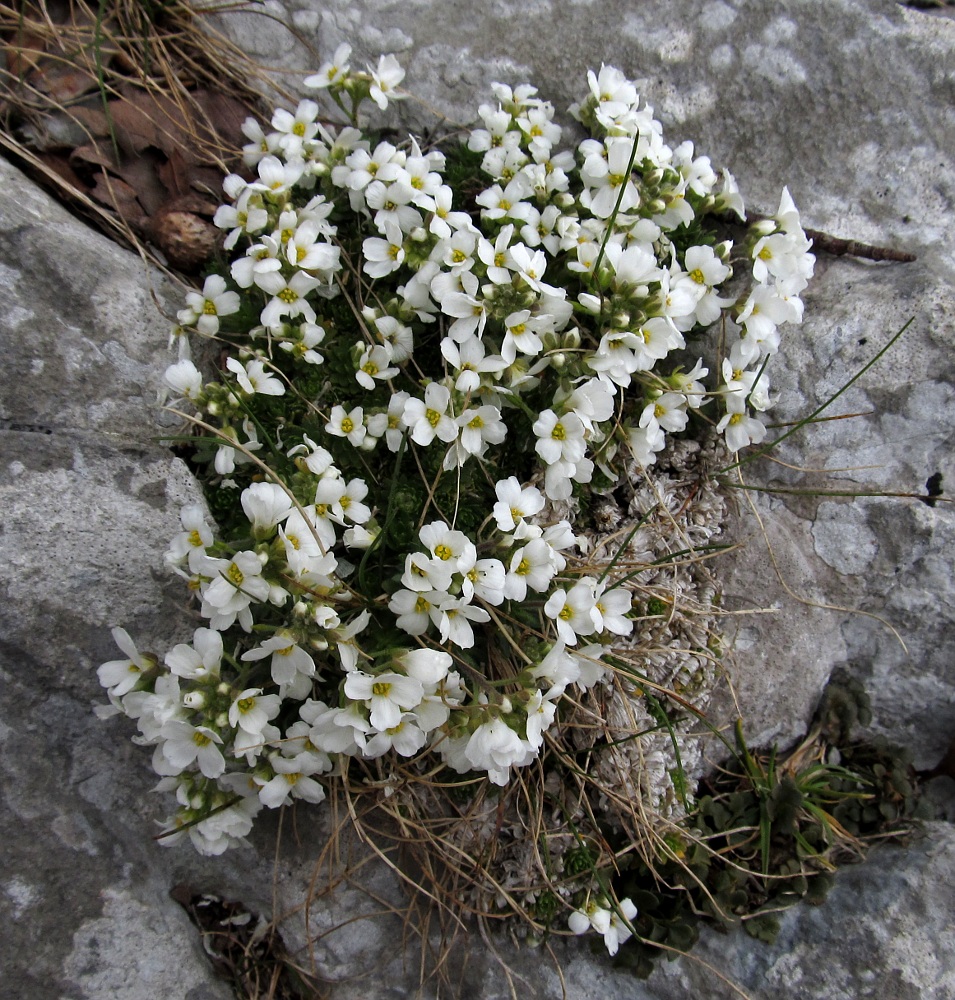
[
  {"left": 183, "top": 691, "right": 207, "bottom": 710},
  {"left": 563, "top": 328, "right": 581, "bottom": 350}
]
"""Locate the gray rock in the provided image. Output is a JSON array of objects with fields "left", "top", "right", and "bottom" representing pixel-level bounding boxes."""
[{"left": 3, "top": 0, "right": 955, "bottom": 997}]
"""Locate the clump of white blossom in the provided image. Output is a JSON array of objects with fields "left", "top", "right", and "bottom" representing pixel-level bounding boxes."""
[{"left": 99, "top": 52, "right": 814, "bottom": 954}]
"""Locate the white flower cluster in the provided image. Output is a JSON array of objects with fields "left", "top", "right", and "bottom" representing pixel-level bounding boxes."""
[{"left": 102, "top": 56, "right": 815, "bottom": 947}]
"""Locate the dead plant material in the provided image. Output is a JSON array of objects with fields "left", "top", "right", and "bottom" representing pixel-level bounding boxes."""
[
  {"left": 0, "top": 0, "right": 278, "bottom": 272},
  {"left": 171, "top": 883, "right": 327, "bottom": 1000}
]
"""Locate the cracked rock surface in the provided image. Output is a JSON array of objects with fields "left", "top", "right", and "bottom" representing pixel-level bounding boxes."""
[{"left": 3, "top": 0, "right": 954, "bottom": 997}]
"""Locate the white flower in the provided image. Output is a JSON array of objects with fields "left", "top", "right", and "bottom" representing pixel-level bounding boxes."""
[
  {"left": 451, "top": 404, "right": 507, "bottom": 464},
  {"left": 717, "top": 410, "right": 767, "bottom": 452},
  {"left": 229, "top": 687, "right": 281, "bottom": 739},
  {"left": 325, "top": 405, "right": 366, "bottom": 447},
  {"left": 441, "top": 335, "right": 505, "bottom": 393},
  {"left": 461, "top": 558, "right": 506, "bottom": 605},
  {"left": 97, "top": 627, "right": 154, "bottom": 697},
  {"left": 165, "top": 503, "right": 214, "bottom": 573},
  {"left": 363, "top": 716, "right": 428, "bottom": 758},
  {"left": 592, "top": 582, "right": 633, "bottom": 636},
  {"left": 356, "top": 343, "right": 399, "bottom": 390},
  {"left": 503, "top": 539, "right": 556, "bottom": 601},
  {"left": 177, "top": 275, "right": 240, "bottom": 336},
  {"left": 201, "top": 550, "right": 273, "bottom": 630},
  {"left": 418, "top": 522, "right": 476, "bottom": 573},
  {"left": 251, "top": 155, "right": 305, "bottom": 196},
  {"left": 435, "top": 594, "right": 490, "bottom": 648},
  {"left": 227, "top": 357, "right": 285, "bottom": 396},
  {"left": 158, "top": 722, "right": 225, "bottom": 779},
  {"left": 533, "top": 410, "right": 587, "bottom": 467},
  {"left": 568, "top": 897, "right": 637, "bottom": 956},
  {"left": 493, "top": 478, "right": 545, "bottom": 533},
  {"left": 304, "top": 43, "right": 352, "bottom": 89},
  {"left": 241, "top": 482, "right": 293, "bottom": 533},
  {"left": 402, "top": 383, "right": 458, "bottom": 446},
  {"left": 369, "top": 53, "right": 406, "bottom": 110},
  {"left": 165, "top": 628, "right": 223, "bottom": 680},
  {"left": 256, "top": 754, "right": 327, "bottom": 808},
  {"left": 465, "top": 718, "right": 531, "bottom": 785},
  {"left": 241, "top": 632, "right": 316, "bottom": 688},
  {"left": 389, "top": 588, "right": 442, "bottom": 635},
  {"left": 362, "top": 223, "right": 405, "bottom": 278},
  {"left": 164, "top": 359, "right": 203, "bottom": 402},
  {"left": 544, "top": 580, "right": 599, "bottom": 646},
  {"left": 257, "top": 271, "right": 322, "bottom": 327},
  {"left": 524, "top": 688, "right": 558, "bottom": 749},
  {"left": 344, "top": 670, "right": 424, "bottom": 730}
]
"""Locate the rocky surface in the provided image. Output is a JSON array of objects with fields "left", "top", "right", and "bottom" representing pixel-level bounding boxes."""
[{"left": 2, "top": 0, "right": 954, "bottom": 997}]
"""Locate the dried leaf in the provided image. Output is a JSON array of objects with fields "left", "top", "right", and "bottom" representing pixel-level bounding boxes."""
[
  {"left": 68, "top": 105, "right": 111, "bottom": 139},
  {"left": 106, "top": 94, "right": 162, "bottom": 156},
  {"left": 69, "top": 140, "right": 117, "bottom": 172},
  {"left": 156, "top": 146, "right": 191, "bottom": 198},
  {"left": 186, "top": 165, "right": 229, "bottom": 201},
  {"left": 114, "top": 151, "right": 167, "bottom": 216},
  {"left": 189, "top": 88, "right": 253, "bottom": 152},
  {"left": 31, "top": 63, "right": 99, "bottom": 104},
  {"left": 4, "top": 29, "right": 47, "bottom": 78},
  {"left": 34, "top": 151, "right": 89, "bottom": 193},
  {"left": 89, "top": 170, "right": 143, "bottom": 223},
  {"left": 111, "top": 86, "right": 199, "bottom": 163}
]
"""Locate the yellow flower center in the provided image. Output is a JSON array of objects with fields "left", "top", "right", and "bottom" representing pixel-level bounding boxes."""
[
  {"left": 278, "top": 287, "right": 299, "bottom": 304},
  {"left": 193, "top": 731, "right": 211, "bottom": 746},
  {"left": 434, "top": 544, "right": 453, "bottom": 561},
  {"left": 689, "top": 268, "right": 705, "bottom": 284},
  {"left": 372, "top": 681, "right": 392, "bottom": 697},
  {"left": 340, "top": 417, "right": 354, "bottom": 434},
  {"left": 551, "top": 422, "right": 566, "bottom": 441},
  {"left": 227, "top": 564, "right": 245, "bottom": 586},
  {"left": 426, "top": 408, "right": 442, "bottom": 428}
]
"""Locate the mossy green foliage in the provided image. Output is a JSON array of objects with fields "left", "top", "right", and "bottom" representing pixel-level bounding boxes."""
[{"left": 583, "top": 672, "right": 923, "bottom": 978}]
